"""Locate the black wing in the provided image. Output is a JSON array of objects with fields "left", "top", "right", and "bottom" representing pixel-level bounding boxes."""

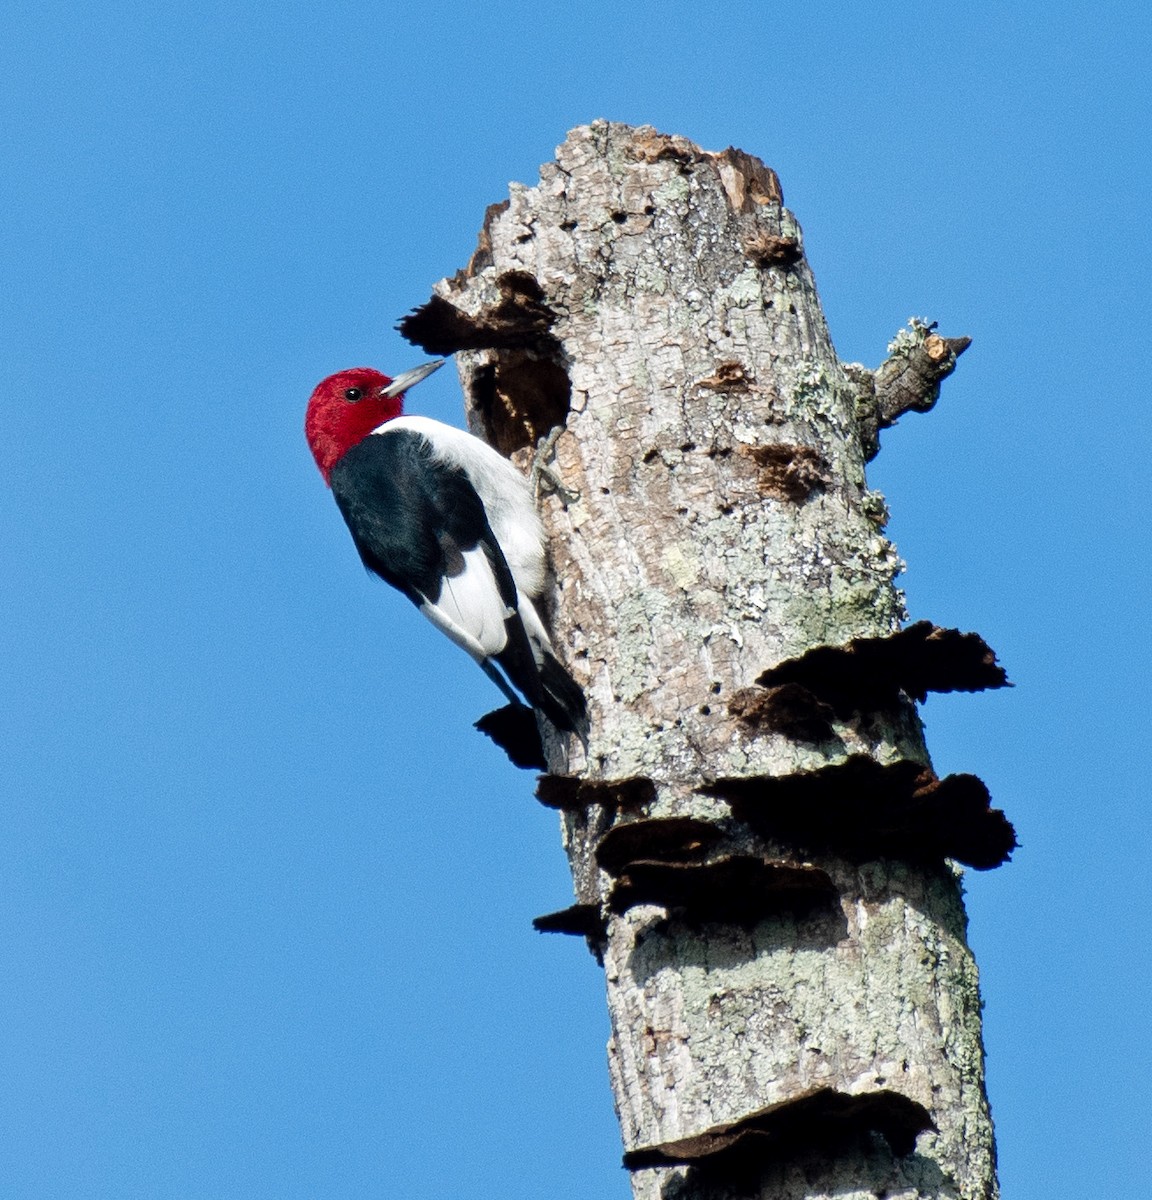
[
  {"left": 328, "top": 430, "right": 547, "bottom": 708},
  {"left": 328, "top": 430, "right": 511, "bottom": 603}
]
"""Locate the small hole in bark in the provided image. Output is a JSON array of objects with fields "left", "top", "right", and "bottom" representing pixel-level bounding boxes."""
[
  {"left": 711, "top": 682, "right": 722, "bottom": 694},
  {"left": 601, "top": 486, "right": 611, "bottom": 495},
  {"left": 744, "top": 443, "right": 831, "bottom": 502},
  {"left": 644, "top": 205, "right": 655, "bottom": 215},
  {"left": 764, "top": 299, "right": 774, "bottom": 310},
  {"left": 611, "top": 211, "right": 627, "bottom": 224},
  {"left": 719, "top": 504, "right": 734, "bottom": 515},
  {"left": 789, "top": 303, "right": 797, "bottom": 315},
  {"left": 515, "top": 233, "right": 533, "bottom": 244},
  {"left": 699, "top": 705, "right": 711, "bottom": 715},
  {"left": 676, "top": 506, "right": 688, "bottom": 515},
  {"left": 642, "top": 448, "right": 659, "bottom": 464},
  {"left": 560, "top": 219, "right": 577, "bottom": 231},
  {"left": 679, "top": 441, "right": 696, "bottom": 452}
]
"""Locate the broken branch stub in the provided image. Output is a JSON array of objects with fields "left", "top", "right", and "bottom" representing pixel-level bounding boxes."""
[
  {"left": 407, "top": 122, "right": 1003, "bottom": 1200},
  {"left": 851, "top": 320, "right": 973, "bottom": 460}
]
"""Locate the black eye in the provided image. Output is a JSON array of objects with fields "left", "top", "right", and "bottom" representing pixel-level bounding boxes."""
[{"left": 343, "top": 387, "right": 363, "bottom": 402}]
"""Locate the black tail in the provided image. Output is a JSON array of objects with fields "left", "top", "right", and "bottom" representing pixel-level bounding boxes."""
[
  {"left": 537, "top": 650, "right": 589, "bottom": 745},
  {"left": 492, "top": 616, "right": 588, "bottom": 744}
]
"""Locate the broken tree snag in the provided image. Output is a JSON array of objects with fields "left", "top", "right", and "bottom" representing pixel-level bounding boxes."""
[
  {"left": 419, "top": 122, "right": 1000, "bottom": 1200},
  {"left": 756, "top": 621, "right": 1011, "bottom": 717},
  {"left": 415, "top": 122, "right": 912, "bottom": 780},
  {"left": 875, "top": 322, "right": 972, "bottom": 423}
]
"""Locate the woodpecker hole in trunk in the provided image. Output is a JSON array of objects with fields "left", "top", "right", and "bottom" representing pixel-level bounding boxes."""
[{"left": 470, "top": 353, "right": 572, "bottom": 456}]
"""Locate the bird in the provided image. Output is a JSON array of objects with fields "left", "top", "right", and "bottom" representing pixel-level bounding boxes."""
[{"left": 304, "top": 359, "right": 587, "bottom": 742}]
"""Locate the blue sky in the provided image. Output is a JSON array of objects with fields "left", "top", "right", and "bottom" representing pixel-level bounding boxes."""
[{"left": 3, "top": 3, "right": 1149, "bottom": 1196}]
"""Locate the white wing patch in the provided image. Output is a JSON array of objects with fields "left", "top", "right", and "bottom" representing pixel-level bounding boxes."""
[{"left": 417, "top": 547, "right": 514, "bottom": 662}]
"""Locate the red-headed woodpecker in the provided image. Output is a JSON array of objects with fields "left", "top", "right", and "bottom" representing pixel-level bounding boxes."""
[{"left": 305, "top": 360, "right": 587, "bottom": 741}]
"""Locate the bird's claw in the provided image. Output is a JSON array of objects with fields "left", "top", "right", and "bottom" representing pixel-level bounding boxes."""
[{"left": 532, "top": 427, "right": 581, "bottom": 506}]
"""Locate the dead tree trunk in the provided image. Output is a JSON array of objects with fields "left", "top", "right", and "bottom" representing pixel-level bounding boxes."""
[{"left": 401, "top": 121, "right": 1014, "bottom": 1200}]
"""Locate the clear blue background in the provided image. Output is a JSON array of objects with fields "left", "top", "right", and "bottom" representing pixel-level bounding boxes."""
[{"left": 4, "top": 3, "right": 1148, "bottom": 1196}]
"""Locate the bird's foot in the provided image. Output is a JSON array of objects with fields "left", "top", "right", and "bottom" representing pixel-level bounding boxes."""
[{"left": 532, "top": 427, "right": 580, "bottom": 506}]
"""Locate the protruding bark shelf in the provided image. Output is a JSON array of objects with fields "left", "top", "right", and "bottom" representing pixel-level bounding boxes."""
[
  {"left": 622, "top": 1087, "right": 935, "bottom": 1171},
  {"left": 474, "top": 704, "right": 545, "bottom": 769},
  {"left": 532, "top": 904, "right": 606, "bottom": 938},
  {"left": 705, "top": 756, "right": 1016, "bottom": 870},
  {"left": 756, "top": 622, "right": 1011, "bottom": 717},
  {"left": 594, "top": 817, "right": 721, "bottom": 874},
  {"left": 536, "top": 774, "right": 656, "bottom": 812},
  {"left": 532, "top": 904, "right": 608, "bottom": 963},
  {"left": 398, "top": 269, "right": 560, "bottom": 356},
  {"left": 591, "top": 818, "right": 837, "bottom": 923},
  {"left": 608, "top": 856, "right": 836, "bottom": 922}
]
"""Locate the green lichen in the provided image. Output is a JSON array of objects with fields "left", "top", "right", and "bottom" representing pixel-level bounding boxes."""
[
  {"left": 719, "top": 267, "right": 763, "bottom": 308},
  {"left": 653, "top": 174, "right": 690, "bottom": 208},
  {"left": 886, "top": 316, "right": 934, "bottom": 356}
]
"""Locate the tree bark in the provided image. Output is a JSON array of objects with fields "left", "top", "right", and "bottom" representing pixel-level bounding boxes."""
[{"left": 402, "top": 121, "right": 1012, "bottom": 1200}]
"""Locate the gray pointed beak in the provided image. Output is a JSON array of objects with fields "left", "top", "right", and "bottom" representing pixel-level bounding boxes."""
[{"left": 380, "top": 359, "right": 445, "bottom": 398}]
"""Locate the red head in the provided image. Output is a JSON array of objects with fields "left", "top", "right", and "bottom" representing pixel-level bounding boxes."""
[{"left": 304, "top": 361, "right": 443, "bottom": 482}]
